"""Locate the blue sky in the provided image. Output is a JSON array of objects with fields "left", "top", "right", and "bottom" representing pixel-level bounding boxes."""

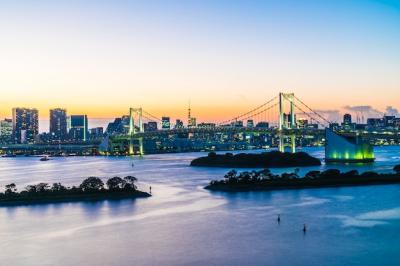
[{"left": 0, "top": 0, "right": 399, "bottom": 124}]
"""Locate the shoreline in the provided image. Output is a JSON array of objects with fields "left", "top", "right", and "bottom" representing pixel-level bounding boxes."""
[
  {"left": 0, "top": 190, "right": 151, "bottom": 207},
  {"left": 191, "top": 151, "right": 321, "bottom": 168},
  {"left": 205, "top": 168, "right": 400, "bottom": 192}
]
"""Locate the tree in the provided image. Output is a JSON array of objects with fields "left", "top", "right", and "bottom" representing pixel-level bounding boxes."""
[
  {"left": 36, "top": 183, "right": 50, "bottom": 193},
  {"left": 394, "top": 165, "right": 400, "bottom": 174},
  {"left": 208, "top": 152, "right": 217, "bottom": 157},
  {"left": 305, "top": 171, "right": 320, "bottom": 179},
  {"left": 52, "top": 183, "right": 67, "bottom": 192},
  {"left": 107, "top": 176, "right": 126, "bottom": 191},
  {"left": 124, "top": 176, "right": 137, "bottom": 190},
  {"left": 80, "top": 177, "right": 104, "bottom": 192},
  {"left": 5, "top": 183, "right": 17, "bottom": 194},
  {"left": 25, "top": 183, "right": 50, "bottom": 193},
  {"left": 224, "top": 170, "right": 237, "bottom": 180}
]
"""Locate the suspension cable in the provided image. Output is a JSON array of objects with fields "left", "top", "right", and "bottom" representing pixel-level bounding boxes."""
[
  {"left": 218, "top": 96, "right": 278, "bottom": 125},
  {"left": 292, "top": 102, "right": 328, "bottom": 128},
  {"left": 142, "top": 110, "right": 162, "bottom": 122},
  {"left": 293, "top": 95, "right": 331, "bottom": 125}
]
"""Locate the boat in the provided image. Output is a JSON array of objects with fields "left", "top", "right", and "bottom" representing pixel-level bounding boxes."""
[{"left": 40, "top": 156, "right": 51, "bottom": 161}]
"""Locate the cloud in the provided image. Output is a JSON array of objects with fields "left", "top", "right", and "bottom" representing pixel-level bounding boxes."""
[
  {"left": 314, "top": 109, "right": 341, "bottom": 122},
  {"left": 385, "top": 106, "right": 399, "bottom": 116},
  {"left": 343, "top": 105, "right": 382, "bottom": 114}
]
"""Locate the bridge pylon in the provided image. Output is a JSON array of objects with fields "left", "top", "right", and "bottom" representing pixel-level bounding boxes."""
[
  {"left": 129, "top": 107, "right": 144, "bottom": 156},
  {"left": 278, "top": 92, "right": 296, "bottom": 153}
]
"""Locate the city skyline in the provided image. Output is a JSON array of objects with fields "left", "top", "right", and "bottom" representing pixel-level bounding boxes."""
[{"left": 0, "top": 0, "right": 399, "bottom": 121}]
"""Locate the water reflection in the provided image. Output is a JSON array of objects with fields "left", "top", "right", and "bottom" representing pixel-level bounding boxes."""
[{"left": 1, "top": 147, "right": 400, "bottom": 265}]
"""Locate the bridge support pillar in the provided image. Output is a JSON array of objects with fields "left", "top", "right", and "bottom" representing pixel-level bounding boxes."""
[
  {"left": 290, "top": 134, "right": 296, "bottom": 153},
  {"left": 278, "top": 92, "right": 297, "bottom": 154},
  {"left": 128, "top": 107, "right": 144, "bottom": 156}
]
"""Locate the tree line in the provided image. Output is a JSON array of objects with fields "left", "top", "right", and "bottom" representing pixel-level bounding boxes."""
[{"left": 1, "top": 176, "right": 139, "bottom": 198}]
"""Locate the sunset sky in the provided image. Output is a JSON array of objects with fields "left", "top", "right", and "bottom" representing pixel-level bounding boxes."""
[{"left": 0, "top": 0, "right": 399, "bottom": 128}]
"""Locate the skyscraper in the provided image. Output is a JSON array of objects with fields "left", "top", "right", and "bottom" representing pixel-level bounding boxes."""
[
  {"left": 175, "top": 119, "right": 184, "bottom": 129},
  {"left": 68, "top": 115, "right": 88, "bottom": 141},
  {"left": 0, "top": 118, "right": 13, "bottom": 144},
  {"left": 162, "top": 117, "right": 170, "bottom": 130},
  {"left": 50, "top": 108, "right": 67, "bottom": 141},
  {"left": 12, "top": 108, "right": 39, "bottom": 144},
  {"left": 343, "top": 114, "right": 352, "bottom": 125}
]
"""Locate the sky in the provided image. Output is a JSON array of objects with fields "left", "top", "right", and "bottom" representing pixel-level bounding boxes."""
[{"left": 0, "top": 0, "right": 399, "bottom": 129}]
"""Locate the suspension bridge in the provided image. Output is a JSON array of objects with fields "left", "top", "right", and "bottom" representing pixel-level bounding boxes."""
[{"left": 106, "top": 92, "right": 332, "bottom": 155}]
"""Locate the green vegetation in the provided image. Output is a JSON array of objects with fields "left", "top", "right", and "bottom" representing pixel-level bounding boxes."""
[
  {"left": 191, "top": 151, "right": 321, "bottom": 168},
  {"left": 0, "top": 176, "right": 150, "bottom": 206},
  {"left": 205, "top": 165, "right": 400, "bottom": 191}
]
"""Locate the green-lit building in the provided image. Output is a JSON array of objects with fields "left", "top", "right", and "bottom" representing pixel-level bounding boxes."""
[{"left": 325, "top": 129, "right": 375, "bottom": 163}]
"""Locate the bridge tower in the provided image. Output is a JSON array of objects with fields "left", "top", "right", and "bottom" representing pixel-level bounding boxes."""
[
  {"left": 278, "top": 92, "right": 296, "bottom": 153},
  {"left": 129, "top": 107, "right": 144, "bottom": 156}
]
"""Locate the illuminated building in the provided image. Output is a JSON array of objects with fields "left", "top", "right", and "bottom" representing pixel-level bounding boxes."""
[
  {"left": 68, "top": 115, "right": 88, "bottom": 141},
  {"left": 162, "top": 117, "right": 170, "bottom": 130},
  {"left": 189, "top": 117, "right": 196, "bottom": 128},
  {"left": 12, "top": 108, "right": 39, "bottom": 144},
  {"left": 50, "top": 108, "right": 67, "bottom": 141},
  {"left": 175, "top": 119, "right": 184, "bottom": 129},
  {"left": 325, "top": 129, "right": 374, "bottom": 162},
  {"left": 90, "top": 127, "right": 103, "bottom": 139},
  {"left": 147, "top": 121, "right": 158, "bottom": 132},
  {"left": 255, "top": 122, "right": 269, "bottom": 128},
  {"left": 343, "top": 113, "right": 352, "bottom": 125},
  {"left": 197, "top": 123, "right": 216, "bottom": 128},
  {"left": 297, "top": 119, "right": 308, "bottom": 128},
  {"left": 0, "top": 118, "right": 12, "bottom": 137}
]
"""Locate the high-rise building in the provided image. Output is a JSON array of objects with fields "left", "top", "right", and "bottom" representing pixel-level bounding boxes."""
[
  {"left": 50, "top": 108, "right": 67, "bottom": 141},
  {"left": 383, "top": 115, "right": 395, "bottom": 127},
  {"left": 247, "top": 120, "right": 254, "bottom": 128},
  {"left": 175, "top": 119, "right": 184, "bottom": 129},
  {"left": 0, "top": 118, "right": 12, "bottom": 137},
  {"left": 297, "top": 119, "right": 308, "bottom": 128},
  {"left": 0, "top": 118, "right": 13, "bottom": 143},
  {"left": 188, "top": 117, "right": 197, "bottom": 128},
  {"left": 68, "top": 115, "right": 88, "bottom": 141},
  {"left": 147, "top": 121, "right": 158, "bottom": 132},
  {"left": 197, "top": 123, "right": 216, "bottom": 128},
  {"left": 367, "top": 118, "right": 384, "bottom": 129},
  {"left": 89, "top": 127, "right": 103, "bottom": 139},
  {"left": 162, "top": 117, "right": 170, "bottom": 130},
  {"left": 12, "top": 108, "right": 39, "bottom": 144},
  {"left": 255, "top": 122, "right": 269, "bottom": 128},
  {"left": 343, "top": 114, "right": 352, "bottom": 125}
]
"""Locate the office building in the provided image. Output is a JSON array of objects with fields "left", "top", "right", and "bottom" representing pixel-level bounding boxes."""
[
  {"left": 0, "top": 118, "right": 12, "bottom": 137},
  {"left": 343, "top": 114, "right": 352, "bottom": 125},
  {"left": 90, "top": 127, "right": 104, "bottom": 139},
  {"left": 50, "top": 108, "right": 67, "bottom": 141},
  {"left": 188, "top": 117, "right": 197, "bottom": 128},
  {"left": 247, "top": 120, "right": 254, "bottom": 128},
  {"left": 12, "top": 108, "right": 39, "bottom": 144},
  {"left": 175, "top": 119, "right": 184, "bottom": 129},
  {"left": 147, "top": 121, "right": 158, "bottom": 132},
  {"left": 255, "top": 122, "right": 269, "bottom": 128},
  {"left": 162, "top": 117, "right": 170, "bottom": 130},
  {"left": 69, "top": 115, "right": 88, "bottom": 141}
]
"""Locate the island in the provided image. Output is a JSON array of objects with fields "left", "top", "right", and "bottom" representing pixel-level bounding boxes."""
[
  {"left": 205, "top": 165, "right": 400, "bottom": 192},
  {"left": 191, "top": 151, "right": 321, "bottom": 168},
  {"left": 0, "top": 176, "right": 151, "bottom": 206}
]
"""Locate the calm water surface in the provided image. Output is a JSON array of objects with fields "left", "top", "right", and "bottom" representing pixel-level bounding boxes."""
[{"left": 1, "top": 147, "right": 400, "bottom": 266}]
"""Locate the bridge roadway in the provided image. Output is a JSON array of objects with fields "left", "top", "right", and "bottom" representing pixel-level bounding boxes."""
[
  {"left": 111, "top": 127, "right": 400, "bottom": 140},
  {"left": 111, "top": 127, "right": 323, "bottom": 140},
  {"left": 0, "top": 143, "right": 99, "bottom": 152}
]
